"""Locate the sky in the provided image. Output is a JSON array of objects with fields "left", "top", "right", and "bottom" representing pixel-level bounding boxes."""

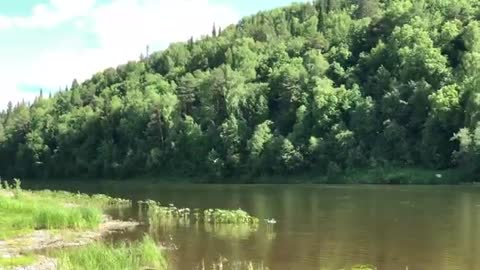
[{"left": 0, "top": 0, "right": 305, "bottom": 109}]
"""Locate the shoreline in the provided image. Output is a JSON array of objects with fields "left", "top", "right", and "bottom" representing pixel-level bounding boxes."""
[
  {"left": 20, "top": 166, "right": 473, "bottom": 185},
  {"left": 0, "top": 186, "right": 137, "bottom": 270}
]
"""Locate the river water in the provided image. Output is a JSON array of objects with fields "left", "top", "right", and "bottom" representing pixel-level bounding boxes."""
[{"left": 25, "top": 182, "right": 480, "bottom": 270}]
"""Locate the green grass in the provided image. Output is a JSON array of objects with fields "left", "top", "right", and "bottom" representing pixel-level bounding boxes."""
[
  {"left": 55, "top": 236, "right": 167, "bottom": 270},
  {"left": 0, "top": 255, "right": 37, "bottom": 268},
  {"left": 21, "top": 189, "right": 131, "bottom": 207},
  {"left": 0, "top": 180, "right": 125, "bottom": 239},
  {"left": 1, "top": 179, "right": 131, "bottom": 207},
  {"left": 0, "top": 195, "right": 103, "bottom": 239}
]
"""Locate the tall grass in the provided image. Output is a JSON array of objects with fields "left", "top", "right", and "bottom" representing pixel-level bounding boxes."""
[
  {"left": 0, "top": 181, "right": 105, "bottom": 239},
  {"left": 56, "top": 236, "right": 167, "bottom": 270},
  {"left": 204, "top": 209, "right": 259, "bottom": 225},
  {"left": 0, "top": 195, "right": 103, "bottom": 238},
  {"left": 33, "top": 206, "right": 102, "bottom": 230}
]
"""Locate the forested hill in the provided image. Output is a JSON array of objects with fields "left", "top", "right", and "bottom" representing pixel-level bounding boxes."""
[{"left": 1, "top": 0, "right": 480, "bottom": 180}]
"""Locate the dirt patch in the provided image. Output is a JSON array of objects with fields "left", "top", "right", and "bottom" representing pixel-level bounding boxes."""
[{"left": 0, "top": 217, "right": 138, "bottom": 270}]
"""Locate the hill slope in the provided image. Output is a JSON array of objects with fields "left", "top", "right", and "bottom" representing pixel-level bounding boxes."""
[{"left": 1, "top": 0, "right": 480, "bottom": 180}]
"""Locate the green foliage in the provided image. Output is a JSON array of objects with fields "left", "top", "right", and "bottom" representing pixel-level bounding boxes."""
[
  {"left": 204, "top": 209, "right": 259, "bottom": 225},
  {"left": 453, "top": 123, "right": 480, "bottom": 176},
  {"left": 1, "top": 0, "right": 480, "bottom": 180},
  {"left": 140, "top": 200, "right": 260, "bottom": 226}
]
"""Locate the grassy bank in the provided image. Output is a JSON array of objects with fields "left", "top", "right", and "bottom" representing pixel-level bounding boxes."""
[
  {"left": 0, "top": 182, "right": 100, "bottom": 240},
  {"left": 0, "top": 180, "right": 141, "bottom": 269},
  {"left": 0, "top": 179, "right": 131, "bottom": 240}
]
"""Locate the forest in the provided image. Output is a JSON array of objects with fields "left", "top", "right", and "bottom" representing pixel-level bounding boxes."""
[{"left": 1, "top": 0, "right": 480, "bottom": 181}]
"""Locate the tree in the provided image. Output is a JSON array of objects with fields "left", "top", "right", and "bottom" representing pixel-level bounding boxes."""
[
  {"left": 278, "top": 138, "right": 304, "bottom": 172},
  {"left": 71, "top": 79, "right": 80, "bottom": 90},
  {"left": 357, "top": 0, "right": 381, "bottom": 19},
  {"left": 219, "top": 115, "right": 244, "bottom": 173},
  {"left": 421, "top": 84, "right": 462, "bottom": 167},
  {"left": 453, "top": 123, "right": 480, "bottom": 173},
  {"left": 212, "top": 23, "right": 217, "bottom": 37},
  {"left": 1, "top": 0, "right": 480, "bottom": 180},
  {"left": 0, "top": 122, "right": 5, "bottom": 144},
  {"left": 248, "top": 120, "right": 273, "bottom": 171},
  {"left": 269, "top": 57, "right": 308, "bottom": 134}
]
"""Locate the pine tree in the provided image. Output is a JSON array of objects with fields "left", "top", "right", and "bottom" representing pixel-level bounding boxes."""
[{"left": 212, "top": 23, "right": 217, "bottom": 37}]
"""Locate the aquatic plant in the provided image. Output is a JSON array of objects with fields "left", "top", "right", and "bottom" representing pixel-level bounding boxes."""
[
  {"left": 139, "top": 200, "right": 260, "bottom": 226},
  {"left": 56, "top": 235, "right": 167, "bottom": 270},
  {"left": 197, "top": 257, "right": 270, "bottom": 270},
  {"left": 204, "top": 209, "right": 259, "bottom": 225},
  {"left": 351, "top": 265, "right": 376, "bottom": 270}
]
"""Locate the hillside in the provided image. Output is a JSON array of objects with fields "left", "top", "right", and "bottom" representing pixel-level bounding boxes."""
[{"left": 1, "top": 0, "right": 479, "bottom": 181}]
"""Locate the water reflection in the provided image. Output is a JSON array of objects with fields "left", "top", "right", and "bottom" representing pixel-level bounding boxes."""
[{"left": 24, "top": 182, "right": 480, "bottom": 270}]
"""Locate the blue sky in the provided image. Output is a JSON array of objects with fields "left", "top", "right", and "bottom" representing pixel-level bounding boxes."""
[{"left": 0, "top": 0, "right": 305, "bottom": 109}]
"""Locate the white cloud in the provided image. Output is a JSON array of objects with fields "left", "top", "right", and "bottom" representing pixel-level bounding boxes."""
[
  {"left": 0, "top": 0, "right": 96, "bottom": 30},
  {"left": 0, "top": 0, "right": 240, "bottom": 109}
]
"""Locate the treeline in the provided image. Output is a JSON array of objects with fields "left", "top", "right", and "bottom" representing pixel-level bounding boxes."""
[{"left": 1, "top": 0, "right": 480, "bottom": 180}]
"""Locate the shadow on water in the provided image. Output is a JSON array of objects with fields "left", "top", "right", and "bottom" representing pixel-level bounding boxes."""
[{"left": 23, "top": 181, "right": 480, "bottom": 270}]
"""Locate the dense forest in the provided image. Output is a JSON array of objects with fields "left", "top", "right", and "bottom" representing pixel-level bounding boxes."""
[{"left": 1, "top": 0, "right": 480, "bottom": 181}]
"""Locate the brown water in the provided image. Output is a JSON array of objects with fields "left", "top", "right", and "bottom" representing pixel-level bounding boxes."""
[{"left": 25, "top": 182, "right": 480, "bottom": 270}]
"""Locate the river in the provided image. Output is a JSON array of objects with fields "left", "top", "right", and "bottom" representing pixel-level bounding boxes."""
[{"left": 24, "top": 182, "right": 480, "bottom": 270}]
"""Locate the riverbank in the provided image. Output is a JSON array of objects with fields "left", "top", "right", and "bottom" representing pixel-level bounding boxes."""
[
  {"left": 242, "top": 166, "right": 473, "bottom": 184},
  {"left": 0, "top": 180, "right": 158, "bottom": 270},
  {"left": 27, "top": 166, "right": 471, "bottom": 185}
]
